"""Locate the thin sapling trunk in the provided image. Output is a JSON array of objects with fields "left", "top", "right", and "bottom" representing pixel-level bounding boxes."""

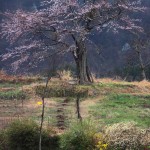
[{"left": 39, "top": 76, "right": 50, "bottom": 150}]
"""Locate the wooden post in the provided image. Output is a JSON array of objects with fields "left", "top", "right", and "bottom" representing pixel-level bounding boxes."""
[{"left": 76, "top": 94, "right": 82, "bottom": 121}]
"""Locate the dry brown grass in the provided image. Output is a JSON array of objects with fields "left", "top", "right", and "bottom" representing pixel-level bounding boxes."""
[
  {"left": 57, "top": 70, "right": 73, "bottom": 81},
  {"left": 95, "top": 77, "right": 124, "bottom": 83},
  {"left": 94, "top": 78, "right": 150, "bottom": 94},
  {"left": 0, "top": 70, "right": 42, "bottom": 83},
  {"left": 0, "top": 70, "right": 16, "bottom": 82},
  {"left": 133, "top": 79, "right": 150, "bottom": 86},
  {"left": 97, "top": 78, "right": 150, "bottom": 87}
]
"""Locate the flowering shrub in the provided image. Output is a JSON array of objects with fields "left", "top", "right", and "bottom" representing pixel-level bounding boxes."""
[
  {"left": 105, "top": 122, "right": 150, "bottom": 150},
  {"left": 94, "top": 133, "right": 108, "bottom": 150}
]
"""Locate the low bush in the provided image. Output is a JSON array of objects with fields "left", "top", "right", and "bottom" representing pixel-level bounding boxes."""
[
  {"left": 0, "top": 119, "right": 59, "bottom": 150},
  {"left": 60, "top": 120, "right": 97, "bottom": 150},
  {"left": 105, "top": 122, "right": 150, "bottom": 150},
  {"left": 0, "top": 130, "right": 9, "bottom": 150},
  {"left": 0, "top": 90, "right": 26, "bottom": 100},
  {"left": 35, "top": 84, "right": 90, "bottom": 98}
]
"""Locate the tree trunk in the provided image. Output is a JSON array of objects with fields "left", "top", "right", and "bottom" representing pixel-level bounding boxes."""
[
  {"left": 72, "top": 35, "right": 93, "bottom": 84},
  {"left": 137, "top": 51, "right": 146, "bottom": 80},
  {"left": 39, "top": 77, "right": 50, "bottom": 150}
]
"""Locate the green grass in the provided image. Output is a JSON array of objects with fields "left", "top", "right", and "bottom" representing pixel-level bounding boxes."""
[
  {"left": 0, "top": 83, "right": 24, "bottom": 88},
  {"left": 93, "top": 82, "right": 135, "bottom": 88},
  {"left": 0, "top": 82, "right": 28, "bottom": 100},
  {"left": 0, "top": 90, "right": 27, "bottom": 100},
  {"left": 89, "top": 94, "right": 150, "bottom": 128}
]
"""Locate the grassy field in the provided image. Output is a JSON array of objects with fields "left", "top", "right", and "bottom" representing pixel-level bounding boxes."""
[
  {"left": 89, "top": 93, "right": 150, "bottom": 127},
  {"left": 81, "top": 80, "right": 150, "bottom": 128},
  {"left": 0, "top": 77, "right": 150, "bottom": 130}
]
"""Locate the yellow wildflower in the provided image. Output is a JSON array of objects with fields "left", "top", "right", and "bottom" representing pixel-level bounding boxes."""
[
  {"left": 95, "top": 133, "right": 102, "bottom": 138},
  {"left": 37, "top": 101, "right": 42, "bottom": 105},
  {"left": 103, "top": 144, "right": 108, "bottom": 149}
]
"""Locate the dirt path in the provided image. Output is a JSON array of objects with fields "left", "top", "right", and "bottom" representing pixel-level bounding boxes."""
[{"left": 56, "top": 98, "right": 70, "bottom": 130}]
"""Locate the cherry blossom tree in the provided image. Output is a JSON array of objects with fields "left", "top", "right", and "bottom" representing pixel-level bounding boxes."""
[{"left": 1, "top": 0, "right": 145, "bottom": 84}]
